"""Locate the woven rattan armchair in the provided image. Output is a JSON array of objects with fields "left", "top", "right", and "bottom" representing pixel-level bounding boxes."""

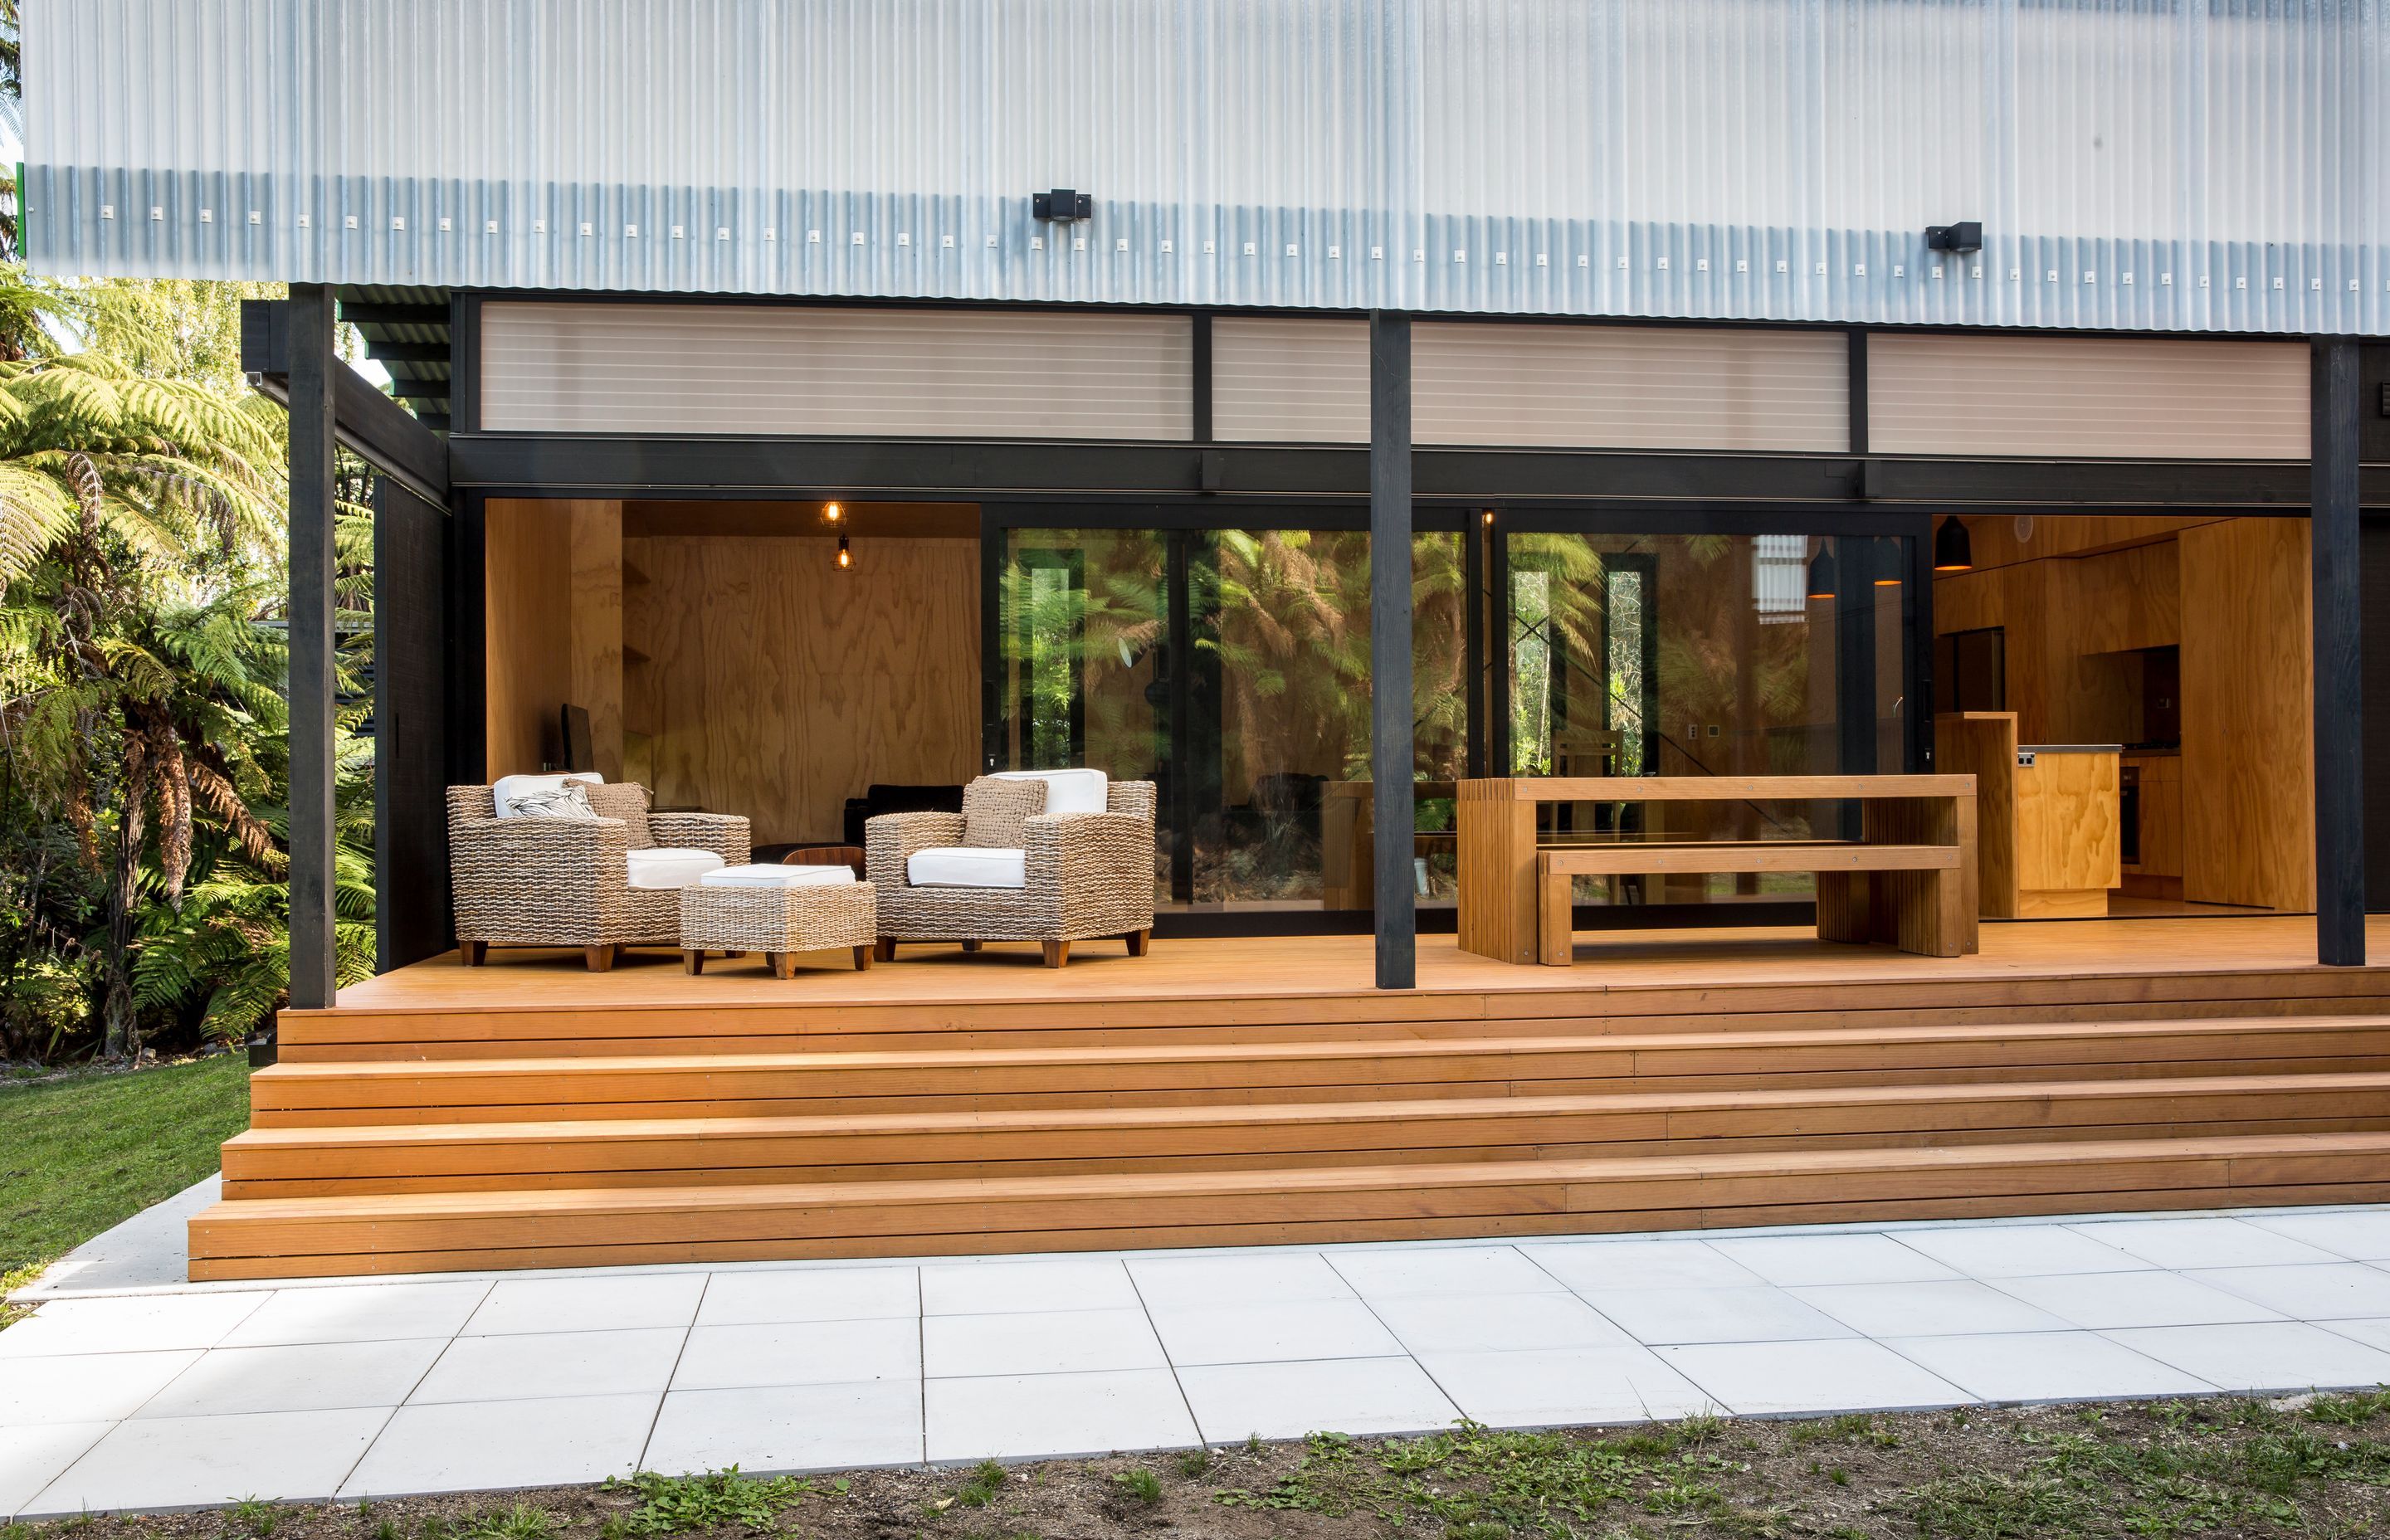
[
  {"left": 866, "top": 778, "right": 1157, "bottom": 967},
  {"left": 446, "top": 782, "right": 750, "bottom": 972}
]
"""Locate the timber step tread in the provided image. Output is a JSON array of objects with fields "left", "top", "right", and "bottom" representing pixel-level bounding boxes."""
[
  {"left": 276, "top": 970, "right": 2390, "bottom": 1047},
  {"left": 225, "top": 1070, "right": 2390, "bottom": 1153},
  {"left": 188, "top": 1129, "right": 2390, "bottom": 1235},
  {"left": 251, "top": 1013, "right": 2390, "bottom": 1084}
]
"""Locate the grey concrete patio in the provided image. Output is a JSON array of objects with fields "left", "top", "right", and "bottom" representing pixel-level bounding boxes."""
[{"left": 7, "top": 1196, "right": 2390, "bottom": 1518}]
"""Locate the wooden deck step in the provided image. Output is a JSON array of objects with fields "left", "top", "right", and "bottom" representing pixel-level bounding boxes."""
[
  {"left": 275, "top": 968, "right": 2390, "bottom": 1061},
  {"left": 187, "top": 1130, "right": 2390, "bottom": 1279},
  {"left": 217, "top": 1071, "right": 2390, "bottom": 1196},
  {"left": 246, "top": 1016, "right": 2390, "bottom": 1126}
]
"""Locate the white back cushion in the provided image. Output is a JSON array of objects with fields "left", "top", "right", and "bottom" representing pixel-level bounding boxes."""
[
  {"left": 492, "top": 772, "right": 605, "bottom": 819},
  {"left": 992, "top": 768, "right": 1109, "bottom": 816}
]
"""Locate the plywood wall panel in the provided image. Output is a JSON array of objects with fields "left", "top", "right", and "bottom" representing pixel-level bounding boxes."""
[
  {"left": 482, "top": 500, "right": 573, "bottom": 779},
  {"left": 625, "top": 536, "right": 980, "bottom": 846},
  {"left": 2180, "top": 519, "right": 2314, "bottom": 912},
  {"left": 566, "top": 502, "right": 625, "bottom": 781}
]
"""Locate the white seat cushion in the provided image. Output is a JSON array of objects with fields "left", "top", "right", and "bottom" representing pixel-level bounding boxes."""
[
  {"left": 625, "top": 847, "right": 727, "bottom": 889},
  {"left": 491, "top": 771, "right": 604, "bottom": 819},
  {"left": 700, "top": 862, "right": 856, "bottom": 889},
  {"left": 907, "top": 846, "right": 1027, "bottom": 889},
  {"left": 991, "top": 768, "right": 1109, "bottom": 816}
]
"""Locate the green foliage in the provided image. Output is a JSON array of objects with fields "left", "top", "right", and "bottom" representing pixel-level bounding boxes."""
[
  {"left": 0, "top": 272, "right": 378, "bottom": 1063},
  {"left": 1110, "top": 1468, "right": 1163, "bottom": 1505},
  {"left": 1910, "top": 1411, "right": 2390, "bottom": 1539},
  {"left": 1172, "top": 1447, "right": 1213, "bottom": 1479},
  {"left": 1215, "top": 1422, "right": 1744, "bottom": 1538},
  {"left": 952, "top": 1460, "right": 1007, "bottom": 1508},
  {"left": 602, "top": 1469, "right": 812, "bottom": 1536},
  {"left": 227, "top": 1499, "right": 278, "bottom": 1538},
  {"left": 452, "top": 1507, "right": 558, "bottom": 1540}
]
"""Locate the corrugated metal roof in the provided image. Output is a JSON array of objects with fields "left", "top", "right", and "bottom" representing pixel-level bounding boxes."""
[{"left": 24, "top": 0, "right": 2388, "bottom": 334}]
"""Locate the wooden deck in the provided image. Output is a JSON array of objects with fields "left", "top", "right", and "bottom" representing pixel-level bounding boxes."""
[
  {"left": 324, "top": 915, "right": 2385, "bottom": 1012},
  {"left": 190, "top": 917, "right": 2390, "bottom": 1280}
]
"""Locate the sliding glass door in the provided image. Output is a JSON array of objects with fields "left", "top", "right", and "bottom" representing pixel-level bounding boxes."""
[
  {"left": 1500, "top": 521, "right": 1924, "bottom": 910},
  {"left": 989, "top": 512, "right": 1467, "bottom": 919},
  {"left": 989, "top": 509, "right": 1926, "bottom": 927}
]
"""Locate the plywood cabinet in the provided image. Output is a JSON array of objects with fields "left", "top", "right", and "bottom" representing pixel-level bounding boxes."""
[{"left": 2121, "top": 753, "right": 2182, "bottom": 898}]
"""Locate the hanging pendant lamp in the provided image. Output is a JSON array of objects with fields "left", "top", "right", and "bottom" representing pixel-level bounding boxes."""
[
  {"left": 1933, "top": 516, "right": 1974, "bottom": 573},
  {"left": 1806, "top": 543, "right": 1837, "bottom": 602}
]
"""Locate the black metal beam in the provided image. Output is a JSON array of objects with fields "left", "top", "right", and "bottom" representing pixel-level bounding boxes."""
[
  {"left": 242, "top": 299, "right": 450, "bottom": 503},
  {"left": 446, "top": 431, "right": 2377, "bottom": 511},
  {"left": 361, "top": 343, "right": 451, "bottom": 364},
  {"left": 1370, "top": 310, "right": 1416, "bottom": 991},
  {"left": 1464, "top": 512, "right": 1486, "bottom": 778},
  {"left": 286, "top": 285, "right": 339, "bottom": 1013},
  {"left": 2314, "top": 336, "right": 2367, "bottom": 966},
  {"left": 337, "top": 303, "right": 450, "bottom": 327}
]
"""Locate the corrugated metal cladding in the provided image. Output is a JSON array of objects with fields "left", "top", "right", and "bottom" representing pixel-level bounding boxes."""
[
  {"left": 23, "top": 0, "right": 2387, "bottom": 335},
  {"left": 480, "top": 303, "right": 1193, "bottom": 436}
]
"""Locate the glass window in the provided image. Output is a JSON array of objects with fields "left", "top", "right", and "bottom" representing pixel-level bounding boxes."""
[
  {"left": 1505, "top": 529, "right": 1918, "bottom": 907},
  {"left": 997, "top": 522, "right": 1464, "bottom": 916}
]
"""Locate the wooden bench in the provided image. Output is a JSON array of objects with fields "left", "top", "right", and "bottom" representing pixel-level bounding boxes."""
[
  {"left": 1537, "top": 840, "right": 1966, "bottom": 966},
  {"left": 1458, "top": 775, "right": 1980, "bottom": 966}
]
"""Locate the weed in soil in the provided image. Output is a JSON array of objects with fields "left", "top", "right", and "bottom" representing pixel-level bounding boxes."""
[
  {"left": 1173, "top": 1448, "right": 1214, "bottom": 1480},
  {"left": 601, "top": 1470, "right": 810, "bottom": 1536},
  {"left": 228, "top": 1500, "right": 279, "bottom": 1539},
  {"left": 948, "top": 1460, "right": 1007, "bottom": 1510},
  {"left": 1112, "top": 1469, "right": 1163, "bottom": 1506}
]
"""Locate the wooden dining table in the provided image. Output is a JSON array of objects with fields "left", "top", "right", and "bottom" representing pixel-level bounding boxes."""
[{"left": 1455, "top": 775, "right": 1980, "bottom": 965}]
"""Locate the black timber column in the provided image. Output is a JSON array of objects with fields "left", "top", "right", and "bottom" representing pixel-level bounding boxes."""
[
  {"left": 288, "top": 284, "right": 339, "bottom": 1008},
  {"left": 373, "top": 479, "right": 452, "bottom": 972},
  {"left": 1370, "top": 311, "right": 1416, "bottom": 989},
  {"left": 2313, "top": 336, "right": 2366, "bottom": 966}
]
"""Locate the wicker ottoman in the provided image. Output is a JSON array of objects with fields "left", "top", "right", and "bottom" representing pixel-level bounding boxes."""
[{"left": 678, "top": 875, "right": 878, "bottom": 977}]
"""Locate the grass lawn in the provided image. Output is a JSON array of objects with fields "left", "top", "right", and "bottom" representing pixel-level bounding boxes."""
[{"left": 0, "top": 1053, "right": 250, "bottom": 1297}]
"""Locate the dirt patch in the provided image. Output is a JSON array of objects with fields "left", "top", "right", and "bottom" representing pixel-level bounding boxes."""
[{"left": 12, "top": 1393, "right": 2390, "bottom": 1540}]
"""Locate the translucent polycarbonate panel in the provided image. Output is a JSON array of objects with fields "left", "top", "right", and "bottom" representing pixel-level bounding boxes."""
[
  {"left": 480, "top": 303, "right": 1194, "bottom": 438},
  {"left": 1212, "top": 317, "right": 1371, "bottom": 444},
  {"left": 1868, "top": 334, "right": 2310, "bottom": 459},
  {"left": 1415, "top": 324, "right": 1849, "bottom": 451},
  {"left": 25, "top": 0, "right": 2386, "bottom": 334}
]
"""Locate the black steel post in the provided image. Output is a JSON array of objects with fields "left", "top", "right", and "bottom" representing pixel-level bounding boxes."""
[
  {"left": 2313, "top": 336, "right": 2366, "bottom": 966},
  {"left": 287, "top": 284, "right": 339, "bottom": 1010},
  {"left": 1369, "top": 311, "right": 1416, "bottom": 990},
  {"left": 1464, "top": 513, "right": 1486, "bottom": 777},
  {"left": 1489, "top": 524, "right": 1511, "bottom": 776}
]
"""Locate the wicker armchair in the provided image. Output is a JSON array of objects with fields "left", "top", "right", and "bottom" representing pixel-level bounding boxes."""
[
  {"left": 446, "top": 782, "right": 750, "bottom": 971},
  {"left": 867, "top": 778, "right": 1157, "bottom": 967}
]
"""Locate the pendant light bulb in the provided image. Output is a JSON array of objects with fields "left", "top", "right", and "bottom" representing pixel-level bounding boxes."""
[
  {"left": 823, "top": 500, "right": 844, "bottom": 525},
  {"left": 836, "top": 534, "right": 851, "bottom": 570}
]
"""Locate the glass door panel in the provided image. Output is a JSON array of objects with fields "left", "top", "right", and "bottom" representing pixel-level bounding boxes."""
[
  {"left": 1505, "top": 529, "right": 1918, "bottom": 908},
  {"left": 995, "top": 520, "right": 1464, "bottom": 917},
  {"left": 996, "top": 529, "right": 1169, "bottom": 904}
]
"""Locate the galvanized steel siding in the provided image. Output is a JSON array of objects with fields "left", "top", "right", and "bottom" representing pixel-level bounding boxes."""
[{"left": 24, "top": 0, "right": 2388, "bottom": 334}]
